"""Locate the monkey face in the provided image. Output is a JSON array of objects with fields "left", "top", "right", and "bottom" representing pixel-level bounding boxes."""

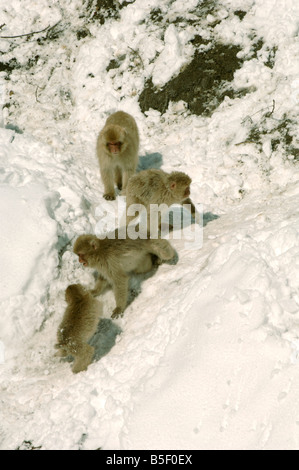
[
  {"left": 103, "top": 124, "right": 126, "bottom": 156},
  {"left": 170, "top": 181, "right": 191, "bottom": 201},
  {"left": 107, "top": 141, "right": 122, "bottom": 155},
  {"left": 78, "top": 253, "right": 88, "bottom": 267},
  {"left": 74, "top": 235, "right": 100, "bottom": 269}
]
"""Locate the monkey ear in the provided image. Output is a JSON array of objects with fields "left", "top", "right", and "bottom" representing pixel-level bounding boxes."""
[
  {"left": 90, "top": 239, "right": 99, "bottom": 250},
  {"left": 170, "top": 181, "right": 176, "bottom": 190}
]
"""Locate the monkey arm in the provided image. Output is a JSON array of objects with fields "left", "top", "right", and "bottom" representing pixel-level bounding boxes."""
[
  {"left": 183, "top": 197, "right": 197, "bottom": 217},
  {"left": 111, "top": 273, "right": 129, "bottom": 318},
  {"left": 114, "top": 166, "right": 123, "bottom": 190},
  {"left": 90, "top": 276, "right": 110, "bottom": 296},
  {"left": 100, "top": 166, "right": 116, "bottom": 200}
]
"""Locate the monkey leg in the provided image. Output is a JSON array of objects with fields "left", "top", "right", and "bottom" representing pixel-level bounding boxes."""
[
  {"left": 114, "top": 167, "right": 122, "bottom": 190},
  {"left": 90, "top": 276, "right": 110, "bottom": 296},
  {"left": 147, "top": 209, "right": 162, "bottom": 236},
  {"left": 111, "top": 274, "right": 129, "bottom": 318},
  {"left": 126, "top": 212, "right": 141, "bottom": 228},
  {"left": 72, "top": 343, "right": 95, "bottom": 374},
  {"left": 183, "top": 197, "right": 197, "bottom": 218},
  {"left": 150, "top": 254, "right": 163, "bottom": 268},
  {"left": 134, "top": 253, "right": 155, "bottom": 274},
  {"left": 54, "top": 345, "right": 68, "bottom": 358},
  {"left": 150, "top": 239, "right": 176, "bottom": 262},
  {"left": 104, "top": 194, "right": 116, "bottom": 201},
  {"left": 112, "top": 307, "right": 123, "bottom": 319},
  {"left": 101, "top": 168, "right": 116, "bottom": 200},
  {"left": 126, "top": 196, "right": 146, "bottom": 227}
]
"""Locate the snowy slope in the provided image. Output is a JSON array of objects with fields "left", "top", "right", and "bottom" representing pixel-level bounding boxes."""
[{"left": 0, "top": 0, "right": 299, "bottom": 450}]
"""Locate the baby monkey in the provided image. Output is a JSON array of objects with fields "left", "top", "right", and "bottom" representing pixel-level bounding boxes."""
[
  {"left": 125, "top": 169, "right": 197, "bottom": 230},
  {"left": 55, "top": 284, "right": 103, "bottom": 374},
  {"left": 73, "top": 234, "right": 177, "bottom": 319},
  {"left": 97, "top": 111, "right": 139, "bottom": 200}
]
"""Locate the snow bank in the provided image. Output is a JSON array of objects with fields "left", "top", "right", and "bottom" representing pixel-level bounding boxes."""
[
  {"left": 0, "top": 127, "right": 96, "bottom": 353},
  {"left": 0, "top": 183, "right": 57, "bottom": 346},
  {"left": 0, "top": 184, "right": 56, "bottom": 302},
  {"left": 124, "top": 193, "right": 299, "bottom": 450}
]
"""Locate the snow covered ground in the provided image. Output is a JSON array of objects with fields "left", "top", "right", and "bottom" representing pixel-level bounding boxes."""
[{"left": 0, "top": 0, "right": 299, "bottom": 450}]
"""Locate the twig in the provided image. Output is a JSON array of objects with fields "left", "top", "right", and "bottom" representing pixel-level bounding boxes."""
[
  {"left": 236, "top": 100, "right": 276, "bottom": 146},
  {"left": 0, "top": 20, "right": 61, "bottom": 39},
  {"left": 35, "top": 85, "right": 45, "bottom": 104},
  {"left": 240, "top": 99, "right": 277, "bottom": 127},
  {"left": 128, "top": 46, "right": 144, "bottom": 67},
  {"left": 0, "top": 24, "right": 6, "bottom": 31},
  {"left": 265, "top": 99, "right": 275, "bottom": 118},
  {"left": 235, "top": 140, "right": 257, "bottom": 146}
]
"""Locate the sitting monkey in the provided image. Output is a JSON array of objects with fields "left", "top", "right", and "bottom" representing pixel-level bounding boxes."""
[{"left": 55, "top": 284, "right": 103, "bottom": 374}]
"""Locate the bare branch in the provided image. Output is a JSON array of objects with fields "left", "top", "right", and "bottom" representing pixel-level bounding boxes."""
[{"left": 0, "top": 20, "right": 61, "bottom": 39}]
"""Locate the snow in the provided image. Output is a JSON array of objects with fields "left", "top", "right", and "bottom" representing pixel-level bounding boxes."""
[
  {"left": 151, "top": 24, "right": 194, "bottom": 87},
  {"left": 0, "top": 0, "right": 299, "bottom": 450}
]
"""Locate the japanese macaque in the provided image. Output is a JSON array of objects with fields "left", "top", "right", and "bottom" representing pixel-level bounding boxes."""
[
  {"left": 73, "top": 234, "right": 177, "bottom": 319},
  {"left": 96, "top": 111, "right": 139, "bottom": 200},
  {"left": 55, "top": 284, "right": 103, "bottom": 374},
  {"left": 125, "top": 169, "right": 197, "bottom": 230}
]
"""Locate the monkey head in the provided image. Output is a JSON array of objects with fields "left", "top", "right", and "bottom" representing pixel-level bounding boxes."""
[
  {"left": 103, "top": 124, "right": 127, "bottom": 155},
  {"left": 168, "top": 172, "right": 192, "bottom": 201},
  {"left": 65, "top": 284, "right": 87, "bottom": 304},
  {"left": 73, "top": 235, "right": 100, "bottom": 268}
]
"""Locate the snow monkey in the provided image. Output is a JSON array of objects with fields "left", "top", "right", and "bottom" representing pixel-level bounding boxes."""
[
  {"left": 125, "top": 169, "right": 197, "bottom": 230},
  {"left": 96, "top": 110, "right": 139, "bottom": 200},
  {"left": 73, "top": 234, "right": 177, "bottom": 319},
  {"left": 55, "top": 284, "right": 103, "bottom": 374}
]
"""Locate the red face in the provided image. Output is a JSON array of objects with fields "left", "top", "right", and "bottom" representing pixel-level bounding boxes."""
[
  {"left": 184, "top": 186, "right": 190, "bottom": 198},
  {"left": 77, "top": 253, "right": 88, "bottom": 267},
  {"left": 107, "top": 141, "right": 122, "bottom": 154}
]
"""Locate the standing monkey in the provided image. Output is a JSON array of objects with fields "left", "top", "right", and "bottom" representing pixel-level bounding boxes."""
[
  {"left": 73, "top": 234, "right": 177, "bottom": 319},
  {"left": 125, "top": 169, "right": 197, "bottom": 229},
  {"left": 55, "top": 284, "right": 103, "bottom": 373},
  {"left": 97, "top": 111, "right": 139, "bottom": 200}
]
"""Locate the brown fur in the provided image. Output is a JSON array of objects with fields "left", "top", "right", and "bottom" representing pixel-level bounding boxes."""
[
  {"left": 55, "top": 284, "right": 103, "bottom": 373},
  {"left": 125, "top": 169, "right": 196, "bottom": 228},
  {"left": 97, "top": 111, "right": 139, "bottom": 200},
  {"left": 73, "top": 234, "right": 176, "bottom": 318}
]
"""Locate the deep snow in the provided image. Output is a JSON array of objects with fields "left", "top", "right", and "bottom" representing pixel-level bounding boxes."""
[{"left": 0, "top": 0, "right": 299, "bottom": 450}]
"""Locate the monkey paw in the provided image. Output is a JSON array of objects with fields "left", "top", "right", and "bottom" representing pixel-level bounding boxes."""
[
  {"left": 130, "top": 288, "right": 140, "bottom": 298},
  {"left": 111, "top": 307, "right": 124, "bottom": 319},
  {"left": 151, "top": 254, "right": 162, "bottom": 268},
  {"left": 54, "top": 349, "right": 67, "bottom": 358},
  {"left": 167, "top": 252, "right": 179, "bottom": 265},
  {"left": 103, "top": 193, "right": 116, "bottom": 201}
]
